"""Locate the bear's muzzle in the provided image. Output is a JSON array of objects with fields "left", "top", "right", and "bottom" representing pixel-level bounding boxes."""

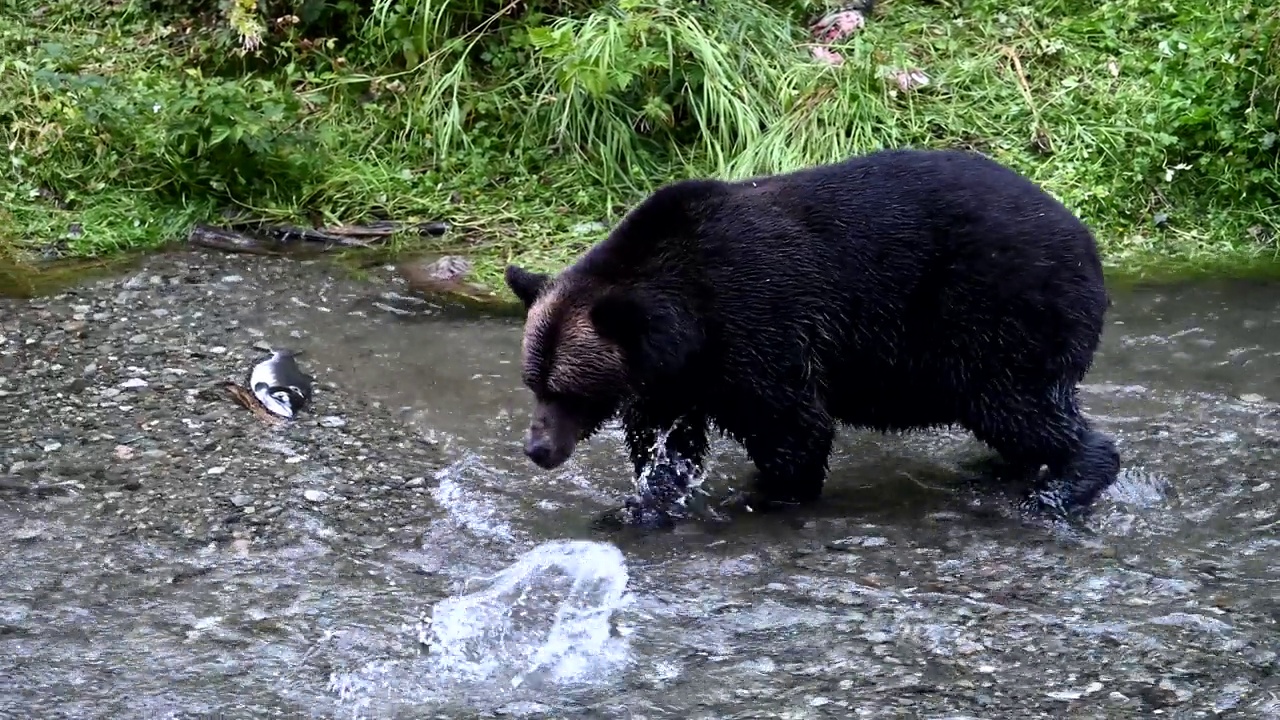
[{"left": 522, "top": 401, "right": 580, "bottom": 470}]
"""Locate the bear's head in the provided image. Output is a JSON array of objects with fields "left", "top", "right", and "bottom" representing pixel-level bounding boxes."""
[{"left": 504, "top": 263, "right": 700, "bottom": 470}]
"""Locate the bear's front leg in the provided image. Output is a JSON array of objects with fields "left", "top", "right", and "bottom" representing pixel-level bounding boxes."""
[
  {"left": 741, "top": 409, "right": 835, "bottom": 505},
  {"left": 596, "top": 410, "right": 710, "bottom": 530},
  {"left": 622, "top": 407, "right": 709, "bottom": 482}
]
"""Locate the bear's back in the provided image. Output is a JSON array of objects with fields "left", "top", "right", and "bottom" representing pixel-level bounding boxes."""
[
  {"left": 713, "top": 148, "right": 1093, "bottom": 258},
  {"left": 697, "top": 148, "right": 1101, "bottom": 300},
  {"left": 689, "top": 149, "right": 1107, "bottom": 392}
]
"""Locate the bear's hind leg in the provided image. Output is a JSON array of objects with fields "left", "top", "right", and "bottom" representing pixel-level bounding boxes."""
[
  {"left": 1045, "top": 427, "right": 1121, "bottom": 513},
  {"left": 963, "top": 385, "right": 1120, "bottom": 517},
  {"left": 740, "top": 408, "right": 835, "bottom": 505}
]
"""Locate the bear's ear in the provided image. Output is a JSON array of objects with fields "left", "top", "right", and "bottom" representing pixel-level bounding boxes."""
[
  {"left": 505, "top": 265, "right": 550, "bottom": 311},
  {"left": 590, "top": 290, "right": 700, "bottom": 381},
  {"left": 589, "top": 290, "right": 650, "bottom": 349}
]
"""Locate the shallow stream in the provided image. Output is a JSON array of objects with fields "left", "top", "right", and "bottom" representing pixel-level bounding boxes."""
[{"left": 1, "top": 253, "right": 1278, "bottom": 718}]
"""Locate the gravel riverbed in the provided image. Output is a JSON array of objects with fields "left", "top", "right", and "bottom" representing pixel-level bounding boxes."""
[{"left": 0, "top": 252, "right": 447, "bottom": 553}]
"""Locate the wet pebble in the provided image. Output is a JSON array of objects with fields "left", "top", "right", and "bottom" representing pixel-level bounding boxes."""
[
  {"left": 12, "top": 523, "right": 45, "bottom": 543},
  {"left": 826, "top": 535, "right": 889, "bottom": 551},
  {"left": 494, "top": 701, "right": 554, "bottom": 717}
]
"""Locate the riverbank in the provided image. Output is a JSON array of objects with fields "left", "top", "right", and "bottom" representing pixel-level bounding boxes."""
[{"left": 2, "top": 0, "right": 1277, "bottom": 293}]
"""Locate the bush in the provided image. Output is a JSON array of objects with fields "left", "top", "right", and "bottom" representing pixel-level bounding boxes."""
[{"left": 0, "top": 0, "right": 1276, "bottom": 285}]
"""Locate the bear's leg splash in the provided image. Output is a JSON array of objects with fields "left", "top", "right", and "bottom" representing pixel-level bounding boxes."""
[
  {"left": 963, "top": 384, "right": 1120, "bottom": 518},
  {"left": 622, "top": 410, "right": 710, "bottom": 482},
  {"left": 740, "top": 409, "right": 835, "bottom": 507},
  {"left": 602, "top": 410, "right": 710, "bottom": 528}
]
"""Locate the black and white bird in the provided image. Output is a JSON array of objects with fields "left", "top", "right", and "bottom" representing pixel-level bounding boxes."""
[{"left": 248, "top": 349, "right": 313, "bottom": 419}]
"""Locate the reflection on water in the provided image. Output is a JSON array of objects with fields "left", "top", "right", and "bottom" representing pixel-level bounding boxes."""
[{"left": 3, "top": 258, "right": 1280, "bottom": 718}]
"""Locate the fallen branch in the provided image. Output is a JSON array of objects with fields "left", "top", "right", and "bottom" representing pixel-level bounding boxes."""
[
  {"left": 187, "top": 220, "right": 451, "bottom": 256},
  {"left": 999, "top": 45, "right": 1055, "bottom": 155}
]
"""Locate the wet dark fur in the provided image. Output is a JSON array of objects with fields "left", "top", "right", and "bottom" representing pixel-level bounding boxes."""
[{"left": 507, "top": 148, "right": 1121, "bottom": 517}]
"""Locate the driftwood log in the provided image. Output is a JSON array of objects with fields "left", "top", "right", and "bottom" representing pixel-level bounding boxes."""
[{"left": 187, "top": 220, "right": 450, "bottom": 256}]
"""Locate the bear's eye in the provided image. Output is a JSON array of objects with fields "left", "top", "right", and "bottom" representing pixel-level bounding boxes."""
[
  {"left": 544, "top": 390, "right": 595, "bottom": 413},
  {"left": 544, "top": 390, "right": 578, "bottom": 406}
]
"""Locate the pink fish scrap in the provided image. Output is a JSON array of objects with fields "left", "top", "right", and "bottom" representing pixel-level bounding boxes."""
[{"left": 809, "top": 8, "right": 866, "bottom": 65}]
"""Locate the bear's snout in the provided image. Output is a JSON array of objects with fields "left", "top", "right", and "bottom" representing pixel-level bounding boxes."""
[
  {"left": 523, "top": 402, "right": 579, "bottom": 470},
  {"left": 524, "top": 434, "right": 570, "bottom": 469}
]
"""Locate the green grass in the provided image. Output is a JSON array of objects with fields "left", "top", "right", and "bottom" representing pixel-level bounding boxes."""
[{"left": 1, "top": 0, "right": 1277, "bottom": 296}]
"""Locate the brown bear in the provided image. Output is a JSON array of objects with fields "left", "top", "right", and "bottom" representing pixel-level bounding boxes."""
[{"left": 504, "top": 148, "right": 1122, "bottom": 518}]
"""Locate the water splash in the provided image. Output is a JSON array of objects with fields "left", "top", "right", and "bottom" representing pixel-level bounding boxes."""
[
  {"left": 1104, "top": 466, "right": 1175, "bottom": 508},
  {"left": 329, "top": 540, "right": 633, "bottom": 713},
  {"left": 422, "top": 539, "right": 633, "bottom": 685},
  {"left": 619, "top": 424, "right": 719, "bottom": 527}
]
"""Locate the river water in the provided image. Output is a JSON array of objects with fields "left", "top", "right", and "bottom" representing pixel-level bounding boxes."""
[{"left": 1, "top": 253, "right": 1278, "bottom": 719}]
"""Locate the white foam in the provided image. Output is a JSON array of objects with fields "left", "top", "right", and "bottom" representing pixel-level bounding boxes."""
[{"left": 328, "top": 540, "right": 634, "bottom": 714}]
